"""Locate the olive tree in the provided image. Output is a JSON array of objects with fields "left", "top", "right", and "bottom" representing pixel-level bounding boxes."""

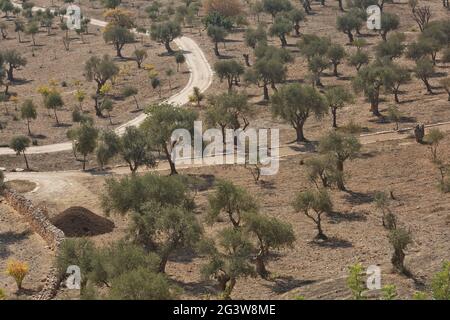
[
  {"left": 199, "top": 228, "right": 255, "bottom": 299},
  {"left": 271, "top": 83, "right": 327, "bottom": 142},
  {"left": 150, "top": 20, "right": 182, "bottom": 54},
  {"left": 84, "top": 55, "right": 119, "bottom": 116},
  {"left": 1, "top": 49, "right": 27, "bottom": 81},
  {"left": 289, "top": 8, "right": 306, "bottom": 37},
  {"left": 375, "top": 32, "right": 406, "bottom": 60},
  {"left": 102, "top": 173, "right": 193, "bottom": 215},
  {"left": 243, "top": 211, "right": 295, "bottom": 279},
  {"left": 44, "top": 91, "right": 64, "bottom": 125},
  {"left": 425, "top": 128, "right": 445, "bottom": 163},
  {"left": 20, "top": 99, "right": 37, "bottom": 136},
  {"left": 207, "top": 25, "right": 228, "bottom": 56},
  {"left": 10, "top": 135, "right": 31, "bottom": 170},
  {"left": 262, "top": 0, "right": 292, "bottom": 18},
  {"left": 293, "top": 188, "right": 333, "bottom": 240},
  {"left": 269, "top": 15, "right": 292, "bottom": 47},
  {"left": 348, "top": 46, "right": 369, "bottom": 71},
  {"left": 305, "top": 154, "right": 343, "bottom": 189},
  {"left": 103, "top": 24, "right": 134, "bottom": 58},
  {"left": 67, "top": 123, "right": 99, "bottom": 170},
  {"left": 244, "top": 45, "right": 292, "bottom": 100},
  {"left": 324, "top": 86, "right": 354, "bottom": 128},
  {"left": 118, "top": 126, "right": 156, "bottom": 173},
  {"left": 327, "top": 43, "right": 346, "bottom": 77},
  {"left": 414, "top": 58, "right": 434, "bottom": 94},
  {"left": 379, "top": 12, "right": 400, "bottom": 41},
  {"left": 122, "top": 86, "right": 140, "bottom": 110},
  {"left": 129, "top": 201, "right": 202, "bottom": 273},
  {"left": 244, "top": 25, "right": 267, "bottom": 49},
  {"left": 141, "top": 103, "right": 198, "bottom": 175},
  {"left": 382, "top": 62, "right": 411, "bottom": 103},
  {"left": 352, "top": 60, "right": 390, "bottom": 116},
  {"left": 214, "top": 60, "right": 244, "bottom": 92},
  {"left": 388, "top": 228, "right": 412, "bottom": 274},
  {"left": 205, "top": 92, "right": 252, "bottom": 144},
  {"left": 208, "top": 180, "right": 258, "bottom": 228},
  {"left": 96, "top": 130, "right": 120, "bottom": 171},
  {"left": 133, "top": 48, "right": 147, "bottom": 69},
  {"left": 336, "top": 11, "right": 363, "bottom": 43},
  {"left": 318, "top": 131, "right": 361, "bottom": 191}
]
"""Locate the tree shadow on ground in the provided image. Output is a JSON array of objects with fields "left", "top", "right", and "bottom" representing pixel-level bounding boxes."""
[
  {"left": 357, "top": 151, "right": 378, "bottom": 159},
  {"left": 310, "top": 237, "right": 353, "bottom": 249},
  {"left": 259, "top": 180, "right": 277, "bottom": 190},
  {"left": 343, "top": 190, "right": 374, "bottom": 205},
  {"left": 217, "top": 54, "right": 235, "bottom": 60},
  {"left": 171, "top": 278, "right": 218, "bottom": 296},
  {"left": 264, "top": 276, "right": 316, "bottom": 294},
  {"left": 288, "top": 141, "right": 318, "bottom": 153},
  {"left": 11, "top": 78, "right": 33, "bottom": 85},
  {"left": 327, "top": 210, "right": 367, "bottom": 223},
  {"left": 30, "top": 134, "right": 47, "bottom": 140},
  {"left": 52, "top": 123, "right": 72, "bottom": 128}
]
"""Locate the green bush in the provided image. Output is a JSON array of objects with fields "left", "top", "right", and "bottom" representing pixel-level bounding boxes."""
[
  {"left": 347, "top": 263, "right": 366, "bottom": 300},
  {"left": 109, "top": 267, "right": 177, "bottom": 300},
  {"left": 432, "top": 261, "right": 450, "bottom": 300},
  {"left": 56, "top": 238, "right": 96, "bottom": 289}
]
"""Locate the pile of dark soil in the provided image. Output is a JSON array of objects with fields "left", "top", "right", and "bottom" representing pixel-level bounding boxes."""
[{"left": 51, "top": 207, "right": 115, "bottom": 237}]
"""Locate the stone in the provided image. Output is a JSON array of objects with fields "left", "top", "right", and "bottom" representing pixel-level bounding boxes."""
[{"left": 3, "top": 189, "right": 65, "bottom": 300}]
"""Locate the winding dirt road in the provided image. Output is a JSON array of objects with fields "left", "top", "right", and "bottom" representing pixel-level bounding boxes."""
[{"left": 0, "top": 2, "right": 213, "bottom": 155}]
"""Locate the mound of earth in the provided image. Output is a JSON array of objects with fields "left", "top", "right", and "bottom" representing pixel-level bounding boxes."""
[
  {"left": 51, "top": 207, "right": 115, "bottom": 237},
  {"left": 5, "top": 180, "right": 37, "bottom": 193}
]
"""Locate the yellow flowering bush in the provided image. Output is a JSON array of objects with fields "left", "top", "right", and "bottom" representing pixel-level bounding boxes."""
[{"left": 6, "top": 260, "right": 29, "bottom": 290}]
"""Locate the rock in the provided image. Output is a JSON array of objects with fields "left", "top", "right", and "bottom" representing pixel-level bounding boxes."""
[
  {"left": 0, "top": 167, "right": 6, "bottom": 171},
  {"left": 14, "top": 168, "right": 25, "bottom": 172}
]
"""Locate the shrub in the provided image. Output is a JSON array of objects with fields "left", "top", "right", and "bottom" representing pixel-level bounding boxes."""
[
  {"left": 6, "top": 259, "right": 29, "bottom": 290},
  {"left": 292, "top": 188, "right": 332, "bottom": 240},
  {"left": 412, "top": 291, "right": 428, "bottom": 300},
  {"left": 425, "top": 128, "right": 444, "bottom": 163},
  {"left": 109, "top": 267, "right": 178, "bottom": 300},
  {"left": 56, "top": 238, "right": 96, "bottom": 289},
  {"left": 432, "top": 261, "right": 450, "bottom": 300},
  {"left": 381, "top": 285, "right": 397, "bottom": 300},
  {"left": 347, "top": 263, "right": 366, "bottom": 300},
  {"left": 388, "top": 228, "right": 412, "bottom": 274}
]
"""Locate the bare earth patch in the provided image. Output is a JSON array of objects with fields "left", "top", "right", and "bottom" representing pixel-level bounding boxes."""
[
  {"left": 4, "top": 179, "right": 37, "bottom": 193},
  {"left": 0, "top": 202, "right": 52, "bottom": 299}
]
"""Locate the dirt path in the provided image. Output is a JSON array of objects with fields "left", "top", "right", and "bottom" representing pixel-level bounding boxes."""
[
  {"left": 4, "top": 119, "right": 449, "bottom": 199},
  {"left": 0, "top": 2, "right": 213, "bottom": 156}
]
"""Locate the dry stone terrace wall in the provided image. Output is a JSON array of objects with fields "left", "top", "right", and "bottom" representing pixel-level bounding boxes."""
[
  {"left": 2, "top": 189, "right": 65, "bottom": 250},
  {"left": 2, "top": 189, "right": 65, "bottom": 300}
]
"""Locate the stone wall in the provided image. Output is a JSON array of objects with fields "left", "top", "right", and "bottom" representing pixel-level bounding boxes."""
[
  {"left": 2, "top": 189, "right": 65, "bottom": 300},
  {"left": 2, "top": 189, "right": 64, "bottom": 250}
]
